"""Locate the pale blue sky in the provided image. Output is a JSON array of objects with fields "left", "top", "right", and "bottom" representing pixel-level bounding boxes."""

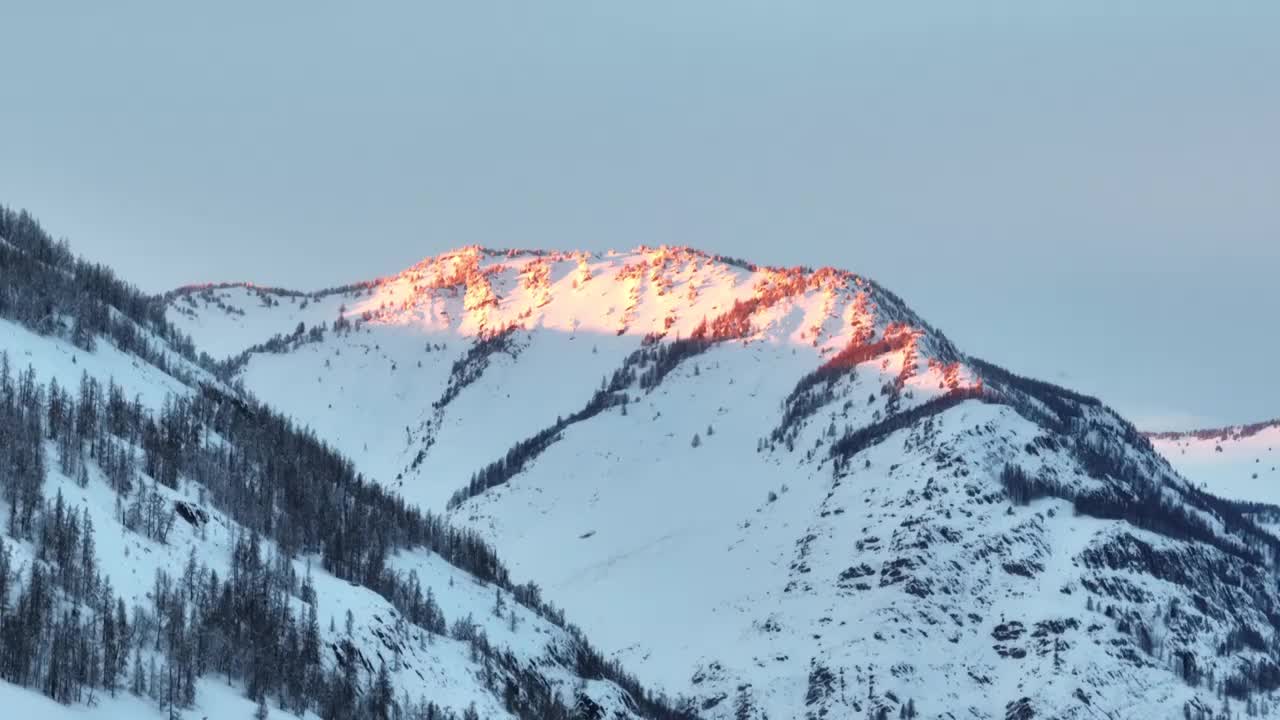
[{"left": 1, "top": 2, "right": 1276, "bottom": 429}]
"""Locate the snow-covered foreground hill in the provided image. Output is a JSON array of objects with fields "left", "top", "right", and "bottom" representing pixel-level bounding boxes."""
[
  {"left": 0, "top": 209, "right": 684, "bottom": 720},
  {"left": 1149, "top": 421, "right": 1280, "bottom": 506},
  {"left": 169, "top": 245, "right": 1280, "bottom": 719}
]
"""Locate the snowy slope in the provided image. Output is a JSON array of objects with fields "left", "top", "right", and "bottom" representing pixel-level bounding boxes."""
[
  {"left": 0, "top": 677, "right": 307, "bottom": 720},
  {"left": 0, "top": 246, "right": 669, "bottom": 720},
  {"left": 1149, "top": 421, "right": 1280, "bottom": 505},
  {"left": 167, "top": 247, "right": 968, "bottom": 512},
  {"left": 167, "top": 283, "right": 359, "bottom": 361},
  {"left": 170, "top": 245, "right": 1280, "bottom": 719}
]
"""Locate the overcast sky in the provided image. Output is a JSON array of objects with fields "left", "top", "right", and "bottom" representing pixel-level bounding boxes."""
[{"left": 2, "top": 2, "right": 1276, "bottom": 430}]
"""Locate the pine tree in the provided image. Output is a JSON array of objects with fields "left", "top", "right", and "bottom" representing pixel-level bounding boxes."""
[
  {"left": 101, "top": 585, "right": 119, "bottom": 695},
  {"left": 79, "top": 509, "right": 96, "bottom": 601},
  {"left": 371, "top": 661, "right": 394, "bottom": 720},
  {"left": 148, "top": 655, "right": 159, "bottom": 703},
  {"left": 131, "top": 648, "right": 145, "bottom": 696},
  {"left": 734, "top": 686, "right": 752, "bottom": 720},
  {"left": 303, "top": 602, "right": 321, "bottom": 667},
  {"left": 0, "top": 534, "right": 9, "bottom": 613}
]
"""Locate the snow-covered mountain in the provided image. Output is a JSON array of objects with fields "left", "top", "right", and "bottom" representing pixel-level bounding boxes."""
[
  {"left": 167, "top": 245, "right": 1280, "bottom": 719},
  {"left": 0, "top": 209, "right": 686, "bottom": 720},
  {"left": 1149, "top": 421, "right": 1280, "bottom": 505}
]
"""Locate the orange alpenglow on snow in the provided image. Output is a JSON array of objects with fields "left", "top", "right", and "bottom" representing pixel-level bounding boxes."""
[{"left": 331, "top": 245, "right": 981, "bottom": 394}]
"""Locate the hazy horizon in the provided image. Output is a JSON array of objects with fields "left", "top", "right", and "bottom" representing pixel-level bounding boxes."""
[{"left": 2, "top": 1, "right": 1276, "bottom": 431}]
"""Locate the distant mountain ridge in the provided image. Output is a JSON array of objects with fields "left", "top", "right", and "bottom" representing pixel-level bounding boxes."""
[
  {"left": 1147, "top": 418, "right": 1280, "bottom": 442},
  {"left": 1148, "top": 418, "right": 1280, "bottom": 509}
]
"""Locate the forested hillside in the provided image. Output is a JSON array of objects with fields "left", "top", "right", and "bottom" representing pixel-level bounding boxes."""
[{"left": 0, "top": 204, "right": 694, "bottom": 720}]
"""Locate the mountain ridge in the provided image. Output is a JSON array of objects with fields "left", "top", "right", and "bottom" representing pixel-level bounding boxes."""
[
  {"left": 1147, "top": 418, "right": 1280, "bottom": 442},
  {"left": 166, "top": 242, "right": 1280, "bottom": 718},
  {"left": 166, "top": 244, "right": 967, "bottom": 366},
  {"left": 1148, "top": 418, "right": 1280, "bottom": 510}
]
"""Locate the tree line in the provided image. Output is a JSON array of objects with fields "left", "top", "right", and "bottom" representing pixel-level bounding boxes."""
[{"left": 0, "top": 206, "right": 203, "bottom": 381}]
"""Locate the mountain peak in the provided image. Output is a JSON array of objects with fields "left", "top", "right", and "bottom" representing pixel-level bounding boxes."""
[
  {"left": 334, "top": 244, "right": 962, "bottom": 367},
  {"left": 162, "top": 238, "right": 1280, "bottom": 720}
]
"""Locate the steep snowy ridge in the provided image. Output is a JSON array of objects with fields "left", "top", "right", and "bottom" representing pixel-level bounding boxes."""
[
  {"left": 169, "top": 244, "right": 1280, "bottom": 719},
  {"left": 168, "top": 245, "right": 964, "bottom": 366},
  {"left": 0, "top": 208, "right": 688, "bottom": 720},
  {"left": 167, "top": 246, "right": 977, "bottom": 509},
  {"left": 1149, "top": 421, "right": 1280, "bottom": 506}
]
